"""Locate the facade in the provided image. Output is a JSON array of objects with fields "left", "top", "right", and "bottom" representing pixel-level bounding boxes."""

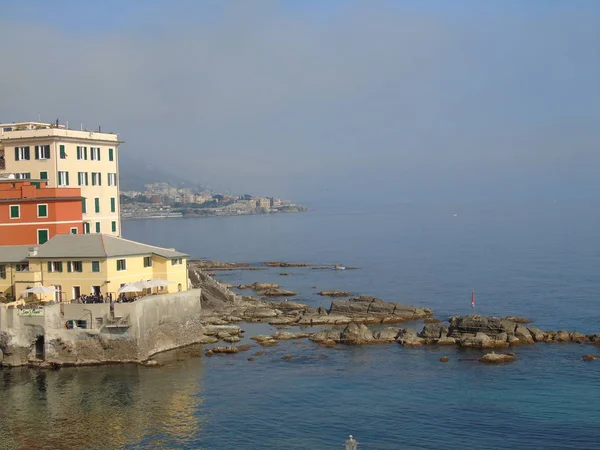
[
  {"left": 256, "top": 198, "right": 270, "bottom": 208},
  {"left": 0, "top": 234, "right": 188, "bottom": 302},
  {"left": 0, "top": 177, "right": 83, "bottom": 245},
  {"left": 0, "top": 122, "right": 121, "bottom": 236}
]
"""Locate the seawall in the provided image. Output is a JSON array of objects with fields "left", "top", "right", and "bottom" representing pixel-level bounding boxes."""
[{"left": 0, "top": 289, "right": 203, "bottom": 367}]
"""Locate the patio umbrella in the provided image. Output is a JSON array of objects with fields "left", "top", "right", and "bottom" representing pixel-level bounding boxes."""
[
  {"left": 23, "top": 286, "right": 58, "bottom": 294},
  {"left": 148, "top": 278, "right": 176, "bottom": 287},
  {"left": 118, "top": 283, "right": 143, "bottom": 294},
  {"left": 134, "top": 280, "right": 154, "bottom": 289}
]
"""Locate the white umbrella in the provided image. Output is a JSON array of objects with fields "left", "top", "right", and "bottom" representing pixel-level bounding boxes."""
[
  {"left": 148, "top": 278, "right": 176, "bottom": 287},
  {"left": 118, "top": 283, "right": 143, "bottom": 294},
  {"left": 135, "top": 280, "right": 154, "bottom": 289},
  {"left": 23, "top": 286, "right": 57, "bottom": 294}
]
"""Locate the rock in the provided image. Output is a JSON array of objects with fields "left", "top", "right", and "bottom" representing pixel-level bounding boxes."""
[
  {"left": 504, "top": 316, "right": 532, "bottom": 324},
  {"left": 555, "top": 330, "right": 571, "bottom": 342},
  {"left": 297, "top": 315, "right": 352, "bottom": 326},
  {"left": 396, "top": 329, "right": 424, "bottom": 347},
  {"left": 583, "top": 354, "right": 600, "bottom": 361},
  {"left": 440, "top": 356, "right": 449, "bottom": 362},
  {"left": 329, "top": 296, "right": 430, "bottom": 321},
  {"left": 250, "top": 282, "right": 279, "bottom": 291},
  {"left": 570, "top": 332, "right": 587, "bottom": 343},
  {"left": 189, "top": 351, "right": 202, "bottom": 357},
  {"left": 587, "top": 333, "right": 600, "bottom": 344},
  {"left": 222, "top": 336, "right": 241, "bottom": 343},
  {"left": 526, "top": 327, "right": 546, "bottom": 342},
  {"left": 508, "top": 335, "right": 521, "bottom": 346},
  {"left": 259, "top": 340, "right": 278, "bottom": 347},
  {"left": 479, "top": 352, "right": 516, "bottom": 364},
  {"left": 251, "top": 335, "right": 275, "bottom": 342},
  {"left": 268, "top": 317, "right": 297, "bottom": 325},
  {"left": 419, "top": 323, "right": 447, "bottom": 340},
  {"left": 280, "top": 273, "right": 289, "bottom": 276},
  {"left": 247, "top": 357, "right": 256, "bottom": 361},
  {"left": 319, "top": 340, "right": 337, "bottom": 348},
  {"left": 282, "top": 355, "right": 293, "bottom": 360},
  {"left": 319, "top": 290, "right": 352, "bottom": 297},
  {"left": 449, "top": 316, "right": 517, "bottom": 338},
  {"left": 264, "top": 262, "right": 312, "bottom": 267},
  {"left": 374, "top": 327, "right": 401, "bottom": 341},
  {"left": 310, "top": 330, "right": 342, "bottom": 342},
  {"left": 205, "top": 350, "right": 214, "bottom": 357},
  {"left": 436, "top": 336, "right": 457, "bottom": 345},
  {"left": 210, "top": 346, "right": 240, "bottom": 354},
  {"left": 459, "top": 332, "right": 491, "bottom": 348},
  {"left": 267, "top": 301, "right": 308, "bottom": 311},
  {"left": 254, "top": 351, "right": 264, "bottom": 356},
  {"left": 262, "top": 289, "right": 298, "bottom": 297},
  {"left": 144, "top": 360, "right": 163, "bottom": 367},
  {"left": 272, "top": 331, "right": 312, "bottom": 340},
  {"left": 424, "top": 318, "right": 442, "bottom": 323},
  {"left": 340, "top": 323, "right": 374, "bottom": 344},
  {"left": 244, "top": 307, "right": 281, "bottom": 318},
  {"left": 514, "top": 325, "right": 535, "bottom": 344}
]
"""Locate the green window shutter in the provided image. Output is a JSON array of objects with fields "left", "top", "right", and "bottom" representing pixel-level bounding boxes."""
[
  {"left": 116, "top": 260, "right": 121, "bottom": 271},
  {"left": 85, "top": 172, "right": 89, "bottom": 185},
  {"left": 10, "top": 205, "right": 19, "bottom": 218},
  {"left": 67, "top": 262, "right": 72, "bottom": 273},
  {"left": 40, "top": 171, "right": 48, "bottom": 180},
  {"left": 38, "top": 204, "right": 47, "bottom": 217},
  {"left": 71, "top": 228, "right": 77, "bottom": 234},
  {"left": 25, "top": 147, "right": 30, "bottom": 160},
  {"left": 31, "top": 182, "right": 40, "bottom": 189},
  {"left": 47, "top": 262, "right": 52, "bottom": 272},
  {"left": 82, "top": 198, "right": 87, "bottom": 214},
  {"left": 111, "top": 221, "right": 116, "bottom": 233},
  {"left": 98, "top": 148, "right": 101, "bottom": 161},
  {"left": 35, "top": 146, "right": 40, "bottom": 160},
  {"left": 109, "top": 148, "right": 114, "bottom": 161},
  {"left": 95, "top": 198, "right": 100, "bottom": 213},
  {"left": 84, "top": 147, "right": 87, "bottom": 160},
  {"left": 110, "top": 198, "right": 115, "bottom": 213},
  {"left": 58, "top": 262, "right": 63, "bottom": 272},
  {"left": 38, "top": 229, "right": 48, "bottom": 244},
  {"left": 60, "top": 145, "right": 66, "bottom": 159},
  {"left": 98, "top": 173, "right": 102, "bottom": 186},
  {"left": 65, "top": 172, "right": 70, "bottom": 186},
  {"left": 14, "top": 148, "right": 19, "bottom": 161},
  {"left": 92, "top": 261, "right": 100, "bottom": 272},
  {"left": 95, "top": 222, "right": 100, "bottom": 233}
]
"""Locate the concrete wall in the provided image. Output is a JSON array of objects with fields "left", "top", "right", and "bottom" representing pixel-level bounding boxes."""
[{"left": 0, "top": 289, "right": 203, "bottom": 366}]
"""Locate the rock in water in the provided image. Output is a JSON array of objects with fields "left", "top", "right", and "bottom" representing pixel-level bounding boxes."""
[
  {"left": 319, "top": 290, "right": 352, "bottom": 297},
  {"left": 479, "top": 352, "right": 516, "bottom": 364},
  {"left": 340, "top": 322, "right": 374, "bottom": 344},
  {"left": 583, "top": 354, "right": 600, "bottom": 361}
]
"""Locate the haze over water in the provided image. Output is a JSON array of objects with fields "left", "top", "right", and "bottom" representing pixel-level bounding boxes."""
[{"left": 3, "top": 202, "right": 599, "bottom": 449}]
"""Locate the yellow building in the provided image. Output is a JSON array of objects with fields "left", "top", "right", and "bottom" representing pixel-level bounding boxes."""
[
  {"left": 0, "top": 233, "right": 188, "bottom": 302},
  {"left": 0, "top": 121, "right": 122, "bottom": 236}
]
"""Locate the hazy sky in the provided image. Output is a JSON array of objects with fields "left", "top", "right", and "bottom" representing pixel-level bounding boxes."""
[{"left": 1, "top": 1, "right": 599, "bottom": 204}]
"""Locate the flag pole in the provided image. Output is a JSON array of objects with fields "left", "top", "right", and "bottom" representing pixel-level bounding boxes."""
[{"left": 471, "top": 290, "right": 476, "bottom": 316}]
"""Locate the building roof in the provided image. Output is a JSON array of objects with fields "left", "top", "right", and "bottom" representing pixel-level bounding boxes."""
[
  {"left": 30, "top": 234, "right": 187, "bottom": 259},
  {"left": 0, "top": 245, "right": 31, "bottom": 263}
]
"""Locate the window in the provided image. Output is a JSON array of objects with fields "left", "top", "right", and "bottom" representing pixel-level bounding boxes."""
[
  {"left": 9, "top": 205, "right": 20, "bottom": 219},
  {"left": 60, "top": 145, "right": 66, "bottom": 159},
  {"left": 70, "top": 227, "right": 78, "bottom": 234},
  {"left": 95, "top": 222, "right": 100, "bottom": 233},
  {"left": 82, "top": 198, "right": 87, "bottom": 214},
  {"left": 78, "top": 172, "right": 88, "bottom": 186},
  {"left": 37, "top": 204, "right": 48, "bottom": 218},
  {"left": 58, "top": 171, "right": 69, "bottom": 186},
  {"left": 47, "top": 261, "right": 63, "bottom": 273},
  {"left": 35, "top": 145, "right": 50, "bottom": 160},
  {"left": 0, "top": 265, "right": 5, "bottom": 279},
  {"left": 16, "top": 173, "right": 31, "bottom": 180},
  {"left": 94, "top": 198, "right": 100, "bottom": 213},
  {"left": 40, "top": 171, "right": 48, "bottom": 180},
  {"left": 14, "top": 146, "right": 30, "bottom": 161},
  {"left": 91, "top": 261, "right": 100, "bottom": 273},
  {"left": 109, "top": 148, "right": 114, "bottom": 161},
  {"left": 76, "top": 146, "right": 87, "bottom": 160},
  {"left": 111, "top": 221, "right": 117, "bottom": 233},
  {"left": 37, "top": 229, "right": 49, "bottom": 244},
  {"left": 16, "top": 263, "right": 29, "bottom": 272},
  {"left": 92, "top": 172, "right": 101, "bottom": 186},
  {"left": 116, "top": 259, "right": 127, "bottom": 271},
  {"left": 107, "top": 173, "right": 118, "bottom": 186},
  {"left": 67, "top": 261, "right": 83, "bottom": 273},
  {"left": 90, "top": 147, "right": 101, "bottom": 161},
  {"left": 143, "top": 256, "right": 152, "bottom": 268},
  {"left": 110, "top": 197, "right": 116, "bottom": 213},
  {"left": 84, "top": 222, "right": 90, "bottom": 234},
  {"left": 171, "top": 258, "right": 183, "bottom": 265}
]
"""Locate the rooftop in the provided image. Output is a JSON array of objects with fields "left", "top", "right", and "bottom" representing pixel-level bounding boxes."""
[{"left": 0, "top": 122, "right": 120, "bottom": 143}]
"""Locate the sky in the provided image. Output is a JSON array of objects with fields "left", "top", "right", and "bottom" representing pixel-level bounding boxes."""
[{"left": 1, "top": 0, "right": 599, "bottom": 205}]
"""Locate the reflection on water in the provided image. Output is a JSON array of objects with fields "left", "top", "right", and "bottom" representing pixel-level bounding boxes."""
[{"left": 0, "top": 348, "right": 205, "bottom": 450}]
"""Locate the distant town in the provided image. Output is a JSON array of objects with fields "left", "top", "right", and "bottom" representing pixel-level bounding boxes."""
[{"left": 120, "top": 182, "right": 308, "bottom": 220}]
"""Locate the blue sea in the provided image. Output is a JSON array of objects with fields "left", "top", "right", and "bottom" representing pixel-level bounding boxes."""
[{"left": 2, "top": 201, "right": 600, "bottom": 449}]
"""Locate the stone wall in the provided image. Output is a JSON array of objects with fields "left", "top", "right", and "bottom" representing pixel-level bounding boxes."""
[{"left": 0, "top": 289, "right": 203, "bottom": 367}]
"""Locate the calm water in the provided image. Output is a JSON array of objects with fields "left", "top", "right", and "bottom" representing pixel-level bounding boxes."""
[{"left": 2, "top": 202, "right": 600, "bottom": 449}]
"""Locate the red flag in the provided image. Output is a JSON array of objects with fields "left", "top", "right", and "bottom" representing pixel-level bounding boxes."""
[{"left": 471, "top": 290, "right": 475, "bottom": 309}]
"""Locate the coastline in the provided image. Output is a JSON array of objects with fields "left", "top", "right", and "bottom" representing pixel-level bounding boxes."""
[{"left": 121, "top": 205, "right": 308, "bottom": 221}]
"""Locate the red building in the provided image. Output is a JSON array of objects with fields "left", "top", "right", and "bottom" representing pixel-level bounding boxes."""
[{"left": 0, "top": 177, "right": 84, "bottom": 245}]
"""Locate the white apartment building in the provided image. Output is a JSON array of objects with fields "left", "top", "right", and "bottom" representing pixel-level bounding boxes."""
[{"left": 0, "top": 122, "right": 122, "bottom": 236}]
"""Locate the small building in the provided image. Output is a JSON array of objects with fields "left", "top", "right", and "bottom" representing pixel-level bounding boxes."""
[
  {"left": 0, "top": 176, "right": 83, "bottom": 245},
  {"left": 256, "top": 198, "right": 270, "bottom": 209},
  {"left": 0, "top": 233, "right": 188, "bottom": 302}
]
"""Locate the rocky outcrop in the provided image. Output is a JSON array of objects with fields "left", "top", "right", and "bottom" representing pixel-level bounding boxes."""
[
  {"left": 319, "top": 290, "right": 352, "bottom": 297},
  {"left": 264, "top": 262, "right": 312, "bottom": 267},
  {"left": 479, "top": 352, "right": 516, "bottom": 363},
  {"left": 340, "top": 323, "right": 374, "bottom": 344},
  {"left": 262, "top": 289, "right": 298, "bottom": 297},
  {"left": 329, "top": 296, "right": 432, "bottom": 322}
]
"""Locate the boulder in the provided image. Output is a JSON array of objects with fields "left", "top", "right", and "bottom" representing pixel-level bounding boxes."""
[
  {"left": 419, "top": 323, "right": 446, "bottom": 340},
  {"left": 210, "top": 346, "right": 240, "bottom": 354},
  {"left": 526, "top": 327, "right": 546, "bottom": 342},
  {"left": 479, "top": 352, "right": 516, "bottom": 363},
  {"left": 319, "top": 290, "right": 352, "bottom": 297},
  {"left": 570, "top": 332, "right": 587, "bottom": 343},
  {"left": 436, "top": 336, "right": 457, "bottom": 345},
  {"left": 440, "top": 356, "right": 449, "bottom": 362},
  {"left": 244, "top": 307, "right": 280, "bottom": 319},
  {"left": 222, "top": 336, "right": 241, "bottom": 343},
  {"left": 460, "top": 332, "right": 492, "bottom": 348},
  {"left": 587, "top": 333, "right": 600, "bottom": 344},
  {"left": 424, "top": 318, "right": 442, "bottom": 323},
  {"left": 262, "top": 289, "right": 298, "bottom": 297},
  {"left": 514, "top": 325, "right": 535, "bottom": 345},
  {"left": 583, "top": 354, "right": 600, "bottom": 361},
  {"left": 396, "top": 329, "right": 424, "bottom": 347},
  {"left": 504, "top": 316, "right": 532, "bottom": 324},
  {"left": 309, "top": 329, "right": 342, "bottom": 343},
  {"left": 374, "top": 327, "right": 401, "bottom": 341},
  {"left": 449, "top": 316, "right": 517, "bottom": 338},
  {"left": 340, "top": 323, "right": 374, "bottom": 344},
  {"left": 555, "top": 330, "right": 571, "bottom": 342},
  {"left": 272, "top": 331, "right": 312, "bottom": 340},
  {"left": 250, "top": 282, "right": 279, "bottom": 291}
]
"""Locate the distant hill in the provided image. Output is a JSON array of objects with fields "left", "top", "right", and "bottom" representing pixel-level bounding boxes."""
[{"left": 118, "top": 153, "right": 207, "bottom": 192}]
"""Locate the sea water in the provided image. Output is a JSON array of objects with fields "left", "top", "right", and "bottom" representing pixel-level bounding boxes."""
[{"left": 1, "top": 201, "right": 599, "bottom": 449}]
